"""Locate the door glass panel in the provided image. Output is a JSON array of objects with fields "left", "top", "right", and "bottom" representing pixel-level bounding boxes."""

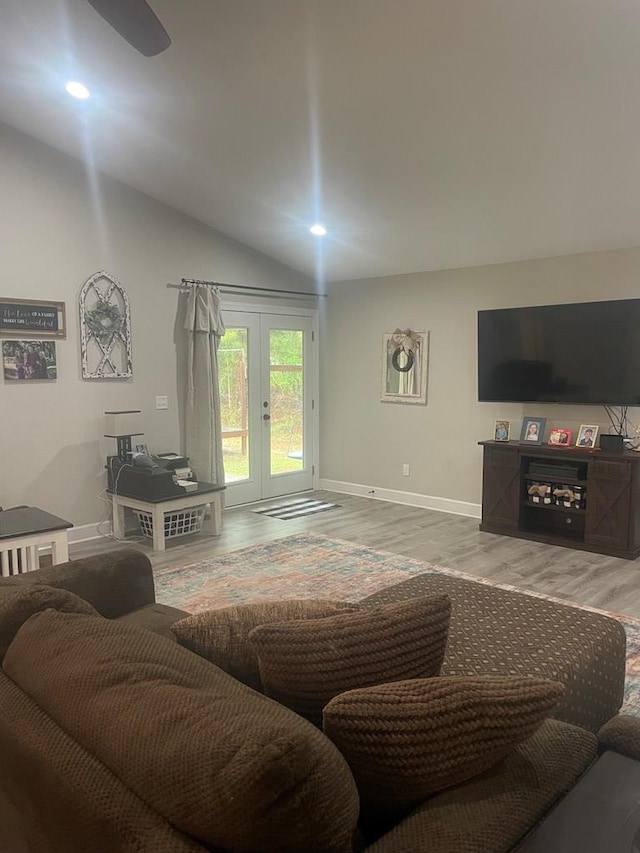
[
  {"left": 219, "top": 327, "right": 249, "bottom": 483},
  {"left": 269, "top": 329, "right": 304, "bottom": 476}
]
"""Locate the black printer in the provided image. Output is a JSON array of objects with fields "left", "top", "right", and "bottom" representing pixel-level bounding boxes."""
[{"left": 106, "top": 454, "right": 194, "bottom": 500}]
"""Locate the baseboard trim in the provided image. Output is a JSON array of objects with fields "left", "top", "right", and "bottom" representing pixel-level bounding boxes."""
[
  {"left": 318, "top": 479, "right": 481, "bottom": 519},
  {"left": 68, "top": 521, "right": 110, "bottom": 544},
  {"left": 33, "top": 521, "right": 110, "bottom": 557}
]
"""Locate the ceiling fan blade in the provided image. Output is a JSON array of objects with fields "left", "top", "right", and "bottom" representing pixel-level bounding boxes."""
[{"left": 86, "top": 0, "right": 171, "bottom": 57}]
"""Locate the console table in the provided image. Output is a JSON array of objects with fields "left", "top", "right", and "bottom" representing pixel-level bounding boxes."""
[
  {"left": 109, "top": 482, "right": 225, "bottom": 552},
  {"left": 479, "top": 441, "right": 640, "bottom": 559},
  {"left": 0, "top": 506, "right": 73, "bottom": 575}
]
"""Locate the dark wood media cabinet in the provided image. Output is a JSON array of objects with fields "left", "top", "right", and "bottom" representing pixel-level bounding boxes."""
[{"left": 479, "top": 441, "right": 640, "bottom": 560}]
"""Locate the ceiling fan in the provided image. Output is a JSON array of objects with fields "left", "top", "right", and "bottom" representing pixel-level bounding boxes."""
[{"left": 86, "top": 0, "right": 171, "bottom": 57}]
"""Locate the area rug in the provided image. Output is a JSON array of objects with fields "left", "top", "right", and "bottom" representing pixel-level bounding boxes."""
[
  {"left": 251, "top": 497, "right": 340, "bottom": 520},
  {"left": 154, "top": 532, "right": 640, "bottom": 717}
]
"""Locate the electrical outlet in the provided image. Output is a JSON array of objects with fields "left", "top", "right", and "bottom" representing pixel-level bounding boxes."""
[
  {"left": 155, "top": 395, "right": 168, "bottom": 410},
  {"left": 402, "top": 463, "right": 410, "bottom": 476}
]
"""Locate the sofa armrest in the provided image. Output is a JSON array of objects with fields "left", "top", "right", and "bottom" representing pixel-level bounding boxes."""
[
  {"left": 0, "top": 549, "right": 155, "bottom": 618},
  {"left": 598, "top": 714, "right": 640, "bottom": 760}
]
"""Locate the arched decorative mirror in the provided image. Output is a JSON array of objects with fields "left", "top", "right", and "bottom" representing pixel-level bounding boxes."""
[{"left": 381, "top": 328, "right": 428, "bottom": 404}]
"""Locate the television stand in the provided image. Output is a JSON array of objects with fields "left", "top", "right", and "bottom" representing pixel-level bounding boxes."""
[{"left": 478, "top": 441, "right": 640, "bottom": 560}]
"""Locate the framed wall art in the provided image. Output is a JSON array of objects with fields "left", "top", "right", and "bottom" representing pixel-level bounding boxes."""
[
  {"left": 79, "top": 270, "right": 132, "bottom": 379},
  {"left": 0, "top": 297, "right": 66, "bottom": 339},
  {"left": 2, "top": 340, "right": 57, "bottom": 381},
  {"left": 381, "top": 329, "right": 429, "bottom": 405}
]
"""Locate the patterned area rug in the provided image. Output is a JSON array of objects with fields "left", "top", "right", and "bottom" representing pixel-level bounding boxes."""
[{"left": 154, "top": 533, "right": 640, "bottom": 717}]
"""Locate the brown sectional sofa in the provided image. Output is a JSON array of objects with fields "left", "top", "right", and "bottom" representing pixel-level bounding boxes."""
[{"left": 0, "top": 547, "right": 639, "bottom": 852}]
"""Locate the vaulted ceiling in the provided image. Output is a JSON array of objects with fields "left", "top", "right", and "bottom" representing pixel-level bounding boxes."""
[{"left": 2, "top": 1, "right": 640, "bottom": 283}]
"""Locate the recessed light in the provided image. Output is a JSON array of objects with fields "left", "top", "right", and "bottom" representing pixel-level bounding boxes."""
[
  {"left": 65, "top": 81, "right": 90, "bottom": 100},
  {"left": 310, "top": 223, "right": 327, "bottom": 237}
]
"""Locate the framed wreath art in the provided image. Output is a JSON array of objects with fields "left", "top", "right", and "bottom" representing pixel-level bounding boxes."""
[
  {"left": 381, "top": 328, "right": 429, "bottom": 405},
  {"left": 79, "top": 271, "right": 133, "bottom": 379},
  {"left": 84, "top": 302, "right": 125, "bottom": 341}
]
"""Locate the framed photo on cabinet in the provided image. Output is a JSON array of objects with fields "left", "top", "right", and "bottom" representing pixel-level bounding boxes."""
[
  {"left": 494, "top": 420, "right": 510, "bottom": 441},
  {"left": 520, "top": 417, "right": 546, "bottom": 445}
]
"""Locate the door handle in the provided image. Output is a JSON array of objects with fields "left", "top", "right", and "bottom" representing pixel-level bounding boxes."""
[{"left": 263, "top": 414, "right": 271, "bottom": 421}]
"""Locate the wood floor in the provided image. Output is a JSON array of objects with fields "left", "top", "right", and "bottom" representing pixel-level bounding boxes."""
[{"left": 72, "top": 490, "right": 640, "bottom": 619}]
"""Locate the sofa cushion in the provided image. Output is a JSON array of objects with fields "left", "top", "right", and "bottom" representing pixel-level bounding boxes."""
[
  {"left": 0, "top": 582, "right": 98, "bottom": 661},
  {"left": 323, "top": 675, "right": 564, "bottom": 815},
  {"left": 364, "top": 719, "right": 597, "bottom": 852},
  {"left": 0, "top": 671, "right": 202, "bottom": 853},
  {"left": 4, "top": 609, "right": 359, "bottom": 853},
  {"left": 248, "top": 595, "right": 451, "bottom": 726},
  {"left": 598, "top": 714, "right": 640, "bottom": 761},
  {"left": 171, "top": 599, "right": 359, "bottom": 691}
]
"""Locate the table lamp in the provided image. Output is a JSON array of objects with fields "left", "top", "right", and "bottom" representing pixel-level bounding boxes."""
[{"left": 104, "top": 410, "right": 144, "bottom": 461}]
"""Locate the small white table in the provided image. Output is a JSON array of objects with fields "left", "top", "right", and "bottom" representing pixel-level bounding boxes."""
[
  {"left": 110, "top": 483, "right": 225, "bottom": 552},
  {"left": 0, "top": 507, "right": 73, "bottom": 575}
]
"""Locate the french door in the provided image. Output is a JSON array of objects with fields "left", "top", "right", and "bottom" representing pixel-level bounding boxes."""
[{"left": 218, "top": 310, "right": 316, "bottom": 506}]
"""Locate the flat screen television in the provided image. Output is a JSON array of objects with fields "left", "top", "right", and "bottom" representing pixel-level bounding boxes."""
[{"left": 478, "top": 298, "right": 640, "bottom": 405}]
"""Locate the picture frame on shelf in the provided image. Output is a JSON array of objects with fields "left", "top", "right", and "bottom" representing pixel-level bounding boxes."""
[
  {"left": 548, "top": 428, "right": 572, "bottom": 447},
  {"left": 519, "top": 417, "right": 546, "bottom": 445},
  {"left": 576, "top": 424, "right": 599, "bottom": 448},
  {"left": 494, "top": 420, "right": 510, "bottom": 441}
]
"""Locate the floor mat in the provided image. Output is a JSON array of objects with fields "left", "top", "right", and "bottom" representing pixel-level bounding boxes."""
[{"left": 251, "top": 497, "right": 340, "bottom": 520}]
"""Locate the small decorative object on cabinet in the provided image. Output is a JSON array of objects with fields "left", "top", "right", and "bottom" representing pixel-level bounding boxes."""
[
  {"left": 79, "top": 271, "right": 132, "bottom": 379},
  {"left": 494, "top": 420, "right": 510, "bottom": 441},
  {"left": 381, "top": 329, "right": 428, "bottom": 404},
  {"left": 576, "top": 424, "right": 599, "bottom": 448},
  {"left": 479, "top": 440, "right": 640, "bottom": 559},
  {"left": 548, "top": 428, "right": 572, "bottom": 446},
  {"left": 520, "top": 417, "right": 547, "bottom": 444}
]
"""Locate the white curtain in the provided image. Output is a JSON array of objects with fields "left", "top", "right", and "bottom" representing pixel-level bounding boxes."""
[{"left": 184, "top": 285, "right": 226, "bottom": 485}]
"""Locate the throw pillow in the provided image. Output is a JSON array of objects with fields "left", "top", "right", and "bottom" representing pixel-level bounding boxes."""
[
  {"left": 5, "top": 609, "right": 360, "bottom": 853},
  {"left": 248, "top": 594, "right": 451, "bottom": 725},
  {"left": 171, "top": 598, "right": 359, "bottom": 691},
  {"left": 323, "top": 674, "right": 564, "bottom": 812},
  {"left": 0, "top": 582, "right": 98, "bottom": 661}
]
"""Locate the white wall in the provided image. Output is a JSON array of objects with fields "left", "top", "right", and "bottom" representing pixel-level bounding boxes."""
[
  {"left": 0, "top": 124, "right": 313, "bottom": 532},
  {"left": 320, "top": 248, "right": 640, "bottom": 512}
]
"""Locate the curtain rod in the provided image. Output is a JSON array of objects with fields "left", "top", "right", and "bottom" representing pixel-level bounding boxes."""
[{"left": 167, "top": 279, "right": 325, "bottom": 299}]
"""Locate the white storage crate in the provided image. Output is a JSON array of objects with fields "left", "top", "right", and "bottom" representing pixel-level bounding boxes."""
[{"left": 134, "top": 505, "right": 205, "bottom": 540}]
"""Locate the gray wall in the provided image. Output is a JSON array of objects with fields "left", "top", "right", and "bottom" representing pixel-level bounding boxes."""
[
  {"left": 0, "top": 124, "right": 313, "bottom": 531},
  {"left": 320, "top": 249, "right": 640, "bottom": 510}
]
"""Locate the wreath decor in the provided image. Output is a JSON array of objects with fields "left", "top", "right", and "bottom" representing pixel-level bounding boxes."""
[
  {"left": 85, "top": 303, "right": 124, "bottom": 341},
  {"left": 392, "top": 346, "right": 415, "bottom": 372}
]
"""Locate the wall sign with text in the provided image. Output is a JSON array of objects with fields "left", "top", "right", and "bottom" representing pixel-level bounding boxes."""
[{"left": 0, "top": 298, "right": 66, "bottom": 338}]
